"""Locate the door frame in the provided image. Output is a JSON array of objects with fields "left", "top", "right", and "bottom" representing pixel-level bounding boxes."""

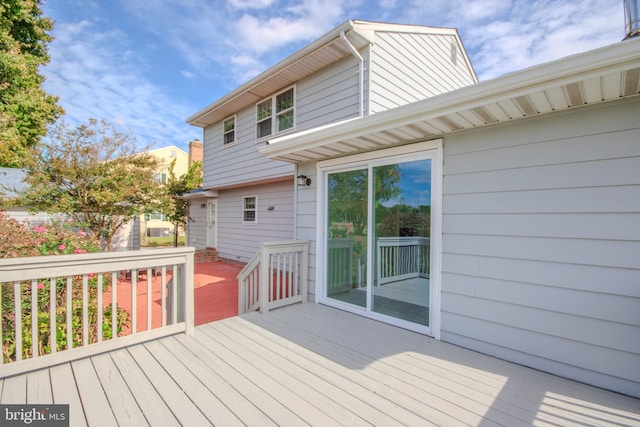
[
  {"left": 315, "top": 139, "right": 443, "bottom": 338},
  {"left": 206, "top": 199, "right": 217, "bottom": 248}
]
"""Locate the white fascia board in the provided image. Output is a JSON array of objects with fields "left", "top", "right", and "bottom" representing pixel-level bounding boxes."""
[{"left": 261, "top": 38, "right": 640, "bottom": 159}]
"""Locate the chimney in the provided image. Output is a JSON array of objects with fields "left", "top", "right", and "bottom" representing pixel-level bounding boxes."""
[
  {"left": 188, "top": 139, "right": 203, "bottom": 166},
  {"left": 624, "top": 0, "right": 640, "bottom": 39}
]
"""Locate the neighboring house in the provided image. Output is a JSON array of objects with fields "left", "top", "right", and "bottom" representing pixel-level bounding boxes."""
[
  {"left": 0, "top": 167, "right": 55, "bottom": 223},
  {"left": 186, "top": 20, "right": 477, "bottom": 263},
  {"left": 140, "top": 145, "right": 189, "bottom": 241},
  {"left": 259, "top": 36, "right": 640, "bottom": 398}
]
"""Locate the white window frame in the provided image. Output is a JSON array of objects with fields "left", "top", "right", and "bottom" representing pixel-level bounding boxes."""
[
  {"left": 315, "top": 139, "right": 443, "bottom": 339},
  {"left": 223, "top": 115, "right": 236, "bottom": 146},
  {"left": 256, "top": 86, "right": 295, "bottom": 141},
  {"left": 243, "top": 195, "right": 258, "bottom": 225}
]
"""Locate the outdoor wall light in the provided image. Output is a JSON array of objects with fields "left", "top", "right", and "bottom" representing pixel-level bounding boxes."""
[
  {"left": 297, "top": 175, "right": 311, "bottom": 187},
  {"left": 200, "top": 203, "right": 206, "bottom": 208}
]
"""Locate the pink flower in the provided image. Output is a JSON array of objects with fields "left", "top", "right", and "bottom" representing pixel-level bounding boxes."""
[
  {"left": 58, "top": 244, "right": 66, "bottom": 251},
  {"left": 74, "top": 248, "right": 88, "bottom": 254},
  {"left": 37, "top": 283, "right": 45, "bottom": 290},
  {"left": 34, "top": 225, "right": 46, "bottom": 233},
  {"left": 78, "top": 231, "right": 87, "bottom": 236},
  {"left": 88, "top": 273, "right": 95, "bottom": 280}
]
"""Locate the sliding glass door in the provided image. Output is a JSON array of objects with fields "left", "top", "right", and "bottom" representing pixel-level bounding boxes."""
[{"left": 324, "top": 151, "right": 434, "bottom": 330}]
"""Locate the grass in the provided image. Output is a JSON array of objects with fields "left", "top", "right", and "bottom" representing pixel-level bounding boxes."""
[{"left": 143, "top": 236, "right": 187, "bottom": 247}]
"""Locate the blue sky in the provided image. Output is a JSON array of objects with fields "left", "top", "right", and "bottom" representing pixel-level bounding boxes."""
[{"left": 40, "top": 0, "right": 626, "bottom": 153}]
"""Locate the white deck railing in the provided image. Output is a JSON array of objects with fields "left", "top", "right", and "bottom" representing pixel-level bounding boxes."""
[
  {"left": 238, "top": 241, "right": 308, "bottom": 314},
  {"left": 0, "top": 247, "right": 194, "bottom": 377},
  {"left": 377, "top": 237, "right": 430, "bottom": 285}
]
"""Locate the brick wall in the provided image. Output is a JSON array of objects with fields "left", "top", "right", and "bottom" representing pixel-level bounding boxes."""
[{"left": 194, "top": 247, "right": 218, "bottom": 263}]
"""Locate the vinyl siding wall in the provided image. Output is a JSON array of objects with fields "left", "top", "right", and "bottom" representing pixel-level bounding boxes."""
[
  {"left": 441, "top": 98, "right": 640, "bottom": 397},
  {"left": 202, "top": 56, "right": 363, "bottom": 190},
  {"left": 369, "top": 32, "right": 476, "bottom": 113},
  {"left": 295, "top": 161, "right": 318, "bottom": 301},
  {"left": 216, "top": 180, "right": 294, "bottom": 263}
]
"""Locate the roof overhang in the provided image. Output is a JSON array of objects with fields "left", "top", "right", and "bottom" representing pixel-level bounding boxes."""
[
  {"left": 261, "top": 37, "right": 640, "bottom": 163},
  {"left": 186, "top": 20, "right": 466, "bottom": 128}
]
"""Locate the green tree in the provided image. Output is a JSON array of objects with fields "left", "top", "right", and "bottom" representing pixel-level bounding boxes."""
[
  {"left": 0, "top": 0, "right": 63, "bottom": 167},
  {"left": 20, "top": 118, "right": 163, "bottom": 249},
  {"left": 163, "top": 158, "right": 202, "bottom": 247}
]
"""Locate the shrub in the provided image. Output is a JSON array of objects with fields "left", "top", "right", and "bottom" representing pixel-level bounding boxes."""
[{"left": 0, "top": 211, "right": 130, "bottom": 362}]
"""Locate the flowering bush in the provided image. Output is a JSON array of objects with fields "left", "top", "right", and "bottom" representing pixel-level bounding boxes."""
[{"left": 0, "top": 211, "right": 129, "bottom": 362}]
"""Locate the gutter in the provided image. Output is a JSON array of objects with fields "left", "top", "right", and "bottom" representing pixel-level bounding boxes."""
[{"left": 340, "top": 30, "right": 364, "bottom": 117}]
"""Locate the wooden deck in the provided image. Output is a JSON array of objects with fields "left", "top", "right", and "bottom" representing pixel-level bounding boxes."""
[{"left": 1, "top": 303, "right": 638, "bottom": 426}]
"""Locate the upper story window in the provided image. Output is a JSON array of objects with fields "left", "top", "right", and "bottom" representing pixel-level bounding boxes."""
[
  {"left": 223, "top": 116, "right": 236, "bottom": 145},
  {"left": 256, "top": 87, "right": 295, "bottom": 140}
]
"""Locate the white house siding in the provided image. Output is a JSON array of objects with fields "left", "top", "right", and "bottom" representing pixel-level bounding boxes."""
[
  {"left": 202, "top": 111, "right": 294, "bottom": 190},
  {"left": 369, "top": 32, "right": 476, "bottom": 113},
  {"left": 296, "top": 54, "right": 365, "bottom": 127},
  {"left": 440, "top": 98, "right": 640, "bottom": 397},
  {"left": 295, "top": 161, "right": 318, "bottom": 301},
  {"left": 216, "top": 180, "right": 294, "bottom": 263},
  {"left": 186, "top": 197, "right": 208, "bottom": 250}
]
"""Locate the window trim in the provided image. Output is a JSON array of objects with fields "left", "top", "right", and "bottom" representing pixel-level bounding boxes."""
[
  {"left": 223, "top": 115, "right": 236, "bottom": 146},
  {"left": 242, "top": 195, "right": 258, "bottom": 225},
  {"left": 255, "top": 86, "right": 296, "bottom": 141}
]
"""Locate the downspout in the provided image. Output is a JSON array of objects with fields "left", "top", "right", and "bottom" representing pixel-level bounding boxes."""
[{"left": 340, "top": 30, "right": 364, "bottom": 117}]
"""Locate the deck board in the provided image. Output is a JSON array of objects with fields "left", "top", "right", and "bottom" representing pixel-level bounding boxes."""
[
  {"left": 50, "top": 364, "right": 87, "bottom": 427},
  {"left": 71, "top": 358, "right": 118, "bottom": 426},
  {"left": 108, "top": 348, "right": 178, "bottom": 426},
  {"left": 0, "top": 303, "right": 638, "bottom": 427},
  {"left": 26, "top": 369, "right": 52, "bottom": 404},
  {"left": 90, "top": 352, "right": 148, "bottom": 426}
]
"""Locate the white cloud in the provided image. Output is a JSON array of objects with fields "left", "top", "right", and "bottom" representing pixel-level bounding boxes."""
[
  {"left": 227, "top": 0, "right": 277, "bottom": 10},
  {"left": 43, "top": 19, "right": 199, "bottom": 150}
]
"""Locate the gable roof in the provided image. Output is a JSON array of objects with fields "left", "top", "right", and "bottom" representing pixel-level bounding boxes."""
[
  {"left": 186, "top": 20, "right": 472, "bottom": 128},
  {"left": 0, "top": 167, "right": 27, "bottom": 199},
  {"left": 261, "top": 37, "right": 640, "bottom": 163}
]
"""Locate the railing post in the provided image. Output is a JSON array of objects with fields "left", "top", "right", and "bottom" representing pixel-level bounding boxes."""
[
  {"left": 259, "top": 244, "right": 270, "bottom": 314},
  {"left": 301, "top": 243, "right": 308, "bottom": 303},
  {"left": 184, "top": 250, "right": 195, "bottom": 335}
]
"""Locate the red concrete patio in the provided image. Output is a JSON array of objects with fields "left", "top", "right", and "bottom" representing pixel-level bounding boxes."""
[{"left": 103, "top": 261, "right": 244, "bottom": 333}]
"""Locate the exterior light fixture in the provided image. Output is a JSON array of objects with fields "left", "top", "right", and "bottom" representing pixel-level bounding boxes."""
[{"left": 297, "top": 175, "right": 311, "bottom": 186}]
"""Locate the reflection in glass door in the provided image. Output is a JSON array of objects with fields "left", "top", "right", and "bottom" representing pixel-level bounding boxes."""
[
  {"left": 326, "top": 168, "right": 368, "bottom": 308},
  {"left": 372, "top": 159, "right": 431, "bottom": 326},
  {"left": 324, "top": 157, "right": 432, "bottom": 328}
]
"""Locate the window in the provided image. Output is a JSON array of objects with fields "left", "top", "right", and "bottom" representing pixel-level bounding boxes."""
[
  {"left": 145, "top": 212, "right": 167, "bottom": 221},
  {"left": 154, "top": 173, "right": 167, "bottom": 184},
  {"left": 243, "top": 196, "right": 257, "bottom": 224},
  {"left": 256, "top": 87, "right": 295, "bottom": 139},
  {"left": 223, "top": 116, "right": 235, "bottom": 145}
]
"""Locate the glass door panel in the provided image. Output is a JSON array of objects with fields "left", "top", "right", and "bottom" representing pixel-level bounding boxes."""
[
  {"left": 326, "top": 169, "right": 368, "bottom": 307},
  {"left": 372, "top": 159, "right": 431, "bottom": 326}
]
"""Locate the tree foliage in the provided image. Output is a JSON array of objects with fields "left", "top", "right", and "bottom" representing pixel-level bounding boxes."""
[
  {"left": 20, "top": 118, "right": 163, "bottom": 249},
  {"left": 163, "top": 158, "right": 202, "bottom": 247},
  {"left": 0, "top": 0, "right": 63, "bottom": 167}
]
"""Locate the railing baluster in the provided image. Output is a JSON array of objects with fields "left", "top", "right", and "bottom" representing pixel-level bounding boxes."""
[
  {"left": 171, "top": 264, "right": 177, "bottom": 325},
  {"left": 31, "top": 280, "right": 38, "bottom": 358},
  {"left": 66, "top": 276, "right": 72, "bottom": 350},
  {"left": 112, "top": 271, "right": 118, "bottom": 340},
  {"left": 82, "top": 274, "right": 88, "bottom": 347},
  {"left": 161, "top": 266, "right": 167, "bottom": 327},
  {"left": 97, "top": 273, "right": 103, "bottom": 343},
  {"left": 50, "top": 276, "right": 56, "bottom": 354},
  {"left": 147, "top": 269, "right": 152, "bottom": 331},
  {"left": 14, "top": 281, "right": 22, "bottom": 362},
  {"left": 0, "top": 283, "right": 3, "bottom": 365},
  {"left": 131, "top": 270, "right": 137, "bottom": 334}
]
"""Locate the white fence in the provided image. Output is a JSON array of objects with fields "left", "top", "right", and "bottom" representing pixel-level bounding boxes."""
[
  {"left": 0, "top": 247, "right": 194, "bottom": 377},
  {"left": 327, "top": 237, "right": 430, "bottom": 291},
  {"left": 238, "top": 241, "right": 308, "bottom": 314}
]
